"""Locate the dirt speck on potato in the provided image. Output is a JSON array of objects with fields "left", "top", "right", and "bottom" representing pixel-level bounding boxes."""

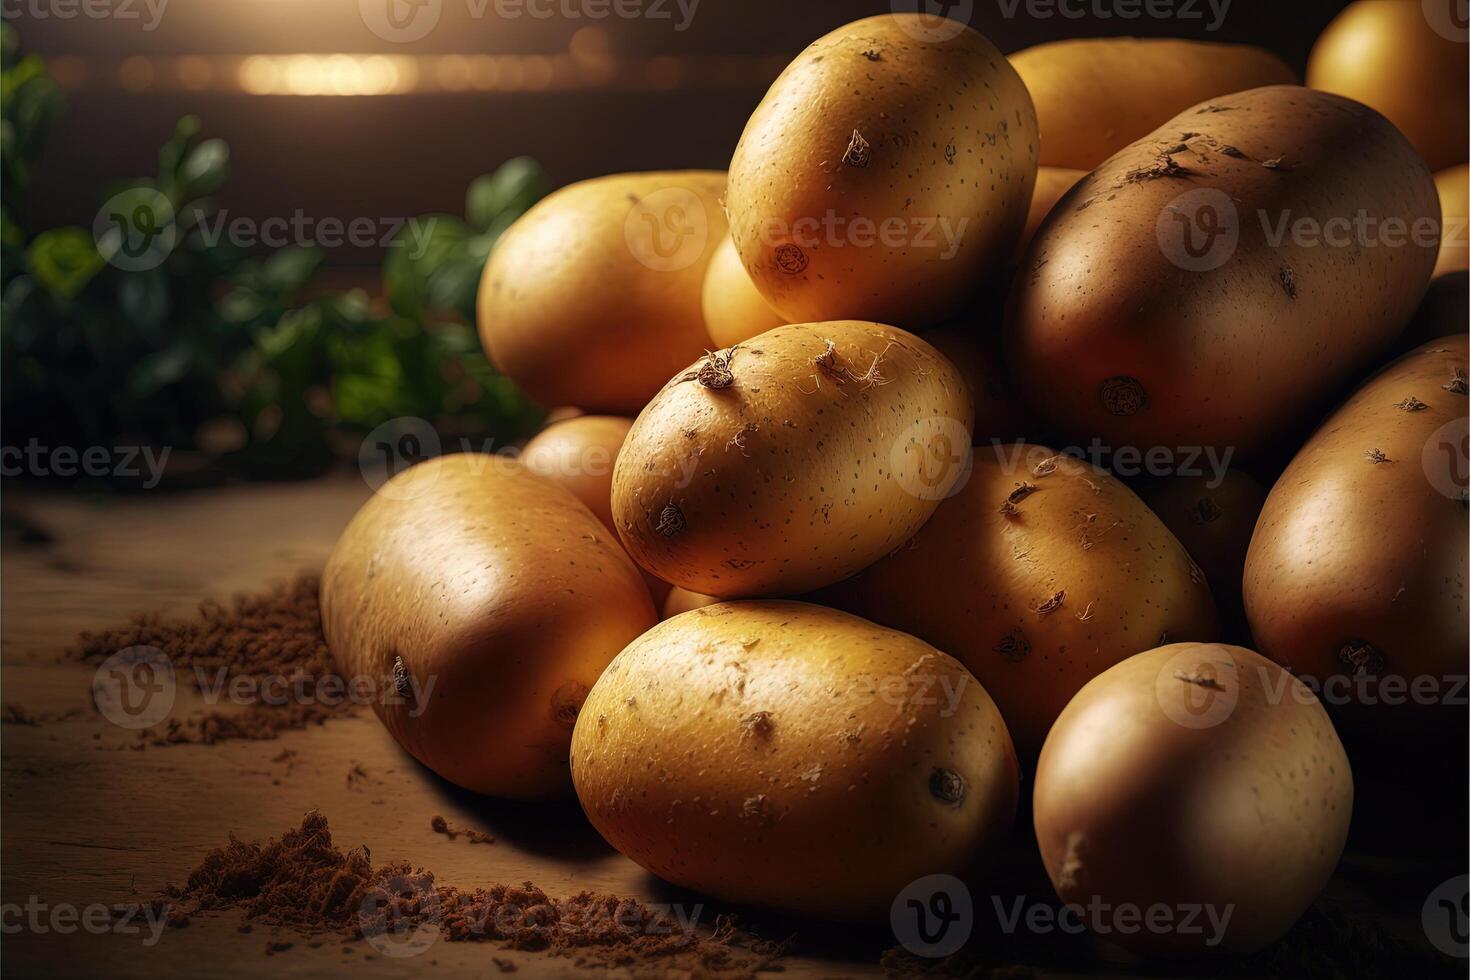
[{"left": 929, "top": 767, "right": 966, "bottom": 807}]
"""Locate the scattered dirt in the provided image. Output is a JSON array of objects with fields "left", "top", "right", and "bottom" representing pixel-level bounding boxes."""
[
  {"left": 147, "top": 811, "right": 786, "bottom": 975},
  {"left": 74, "top": 574, "right": 346, "bottom": 747},
  {"left": 430, "top": 815, "right": 496, "bottom": 845}
]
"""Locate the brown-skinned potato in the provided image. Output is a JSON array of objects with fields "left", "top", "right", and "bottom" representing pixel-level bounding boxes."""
[
  {"left": 1034, "top": 643, "right": 1352, "bottom": 955},
  {"left": 1011, "top": 39, "right": 1294, "bottom": 170},
  {"left": 571, "top": 601, "right": 1018, "bottom": 922},
  {"left": 1017, "top": 166, "right": 1087, "bottom": 257},
  {"left": 1307, "top": 0, "right": 1469, "bottom": 173},
  {"left": 1006, "top": 85, "right": 1439, "bottom": 459},
  {"left": 727, "top": 14, "right": 1036, "bottom": 328},
  {"left": 478, "top": 171, "right": 727, "bottom": 414},
  {"left": 612, "top": 321, "right": 973, "bottom": 598},
  {"left": 816, "top": 444, "right": 1218, "bottom": 760},
  {"left": 1243, "top": 337, "right": 1469, "bottom": 733},
  {"left": 321, "top": 454, "right": 657, "bottom": 799}
]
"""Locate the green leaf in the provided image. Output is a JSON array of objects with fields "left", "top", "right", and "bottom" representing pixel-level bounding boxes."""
[
  {"left": 258, "top": 245, "right": 322, "bottom": 297},
  {"left": 25, "top": 227, "right": 104, "bottom": 300},
  {"left": 157, "top": 114, "right": 202, "bottom": 179},
  {"left": 465, "top": 156, "right": 545, "bottom": 231},
  {"left": 127, "top": 343, "right": 192, "bottom": 396},
  {"left": 177, "top": 137, "right": 229, "bottom": 200}
]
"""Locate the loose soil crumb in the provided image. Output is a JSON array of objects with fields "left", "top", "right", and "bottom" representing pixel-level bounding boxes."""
[
  {"left": 149, "top": 811, "right": 785, "bottom": 975},
  {"left": 431, "top": 815, "right": 496, "bottom": 845},
  {"left": 72, "top": 574, "right": 351, "bottom": 746}
]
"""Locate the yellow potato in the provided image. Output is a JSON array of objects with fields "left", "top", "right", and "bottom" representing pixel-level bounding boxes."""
[
  {"left": 321, "top": 454, "right": 657, "bottom": 799},
  {"left": 817, "top": 444, "right": 1218, "bottom": 759},
  {"left": 1244, "top": 337, "right": 1469, "bottom": 735},
  {"left": 520, "top": 415, "right": 632, "bottom": 531},
  {"left": 701, "top": 233, "right": 786, "bottom": 350},
  {"left": 1435, "top": 164, "right": 1468, "bottom": 278},
  {"left": 1011, "top": 39, "right": 1294, "bottom": 170},
  {"left": 1007, "top": 85, "right": 1439, "bottom": 458},
  {"left": 521, "top": 415, "right": 673, "bottom": 607},
  {"left": 612, "top": 320, "right": 973, "bottom": 597},
  {"left": 1307, "top": 0, "right": 1469, "bottom": 172},
  {"left": 661, "top": 586, "right": 718, "bottom": 619},
  {"left": 572, "top": 601, "right": 1018, "bottom": 922},
  {"left": 727, "top": 14, "right": 1036, "bottom": 327},
  {"left": 1018, "top": 166, "right": 1086, "bottom": 257},
  {"left": 1034, "top": 643, "right": 1351, "bottom": 955},
  {"left": 478, "top": 171, "right": 727, "bottom": 414}
]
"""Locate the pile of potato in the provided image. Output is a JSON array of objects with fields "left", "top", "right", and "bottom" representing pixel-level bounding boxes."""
[{"left": 322, "top": 4, "right": 1467, "bottom": 957}]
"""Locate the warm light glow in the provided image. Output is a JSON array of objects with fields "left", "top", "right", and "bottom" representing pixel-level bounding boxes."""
[
  {"left": 177, "top": 55, "right": 213, "bottom": 91},
  {"left": 118, "top": 56, "right": 154, "bottom": 92}
]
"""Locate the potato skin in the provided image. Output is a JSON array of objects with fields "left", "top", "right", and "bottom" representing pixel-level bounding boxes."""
[
  {"left": 1243, "top": 337, "right": 1469, "bottom": 730},
  {"left": 817, "top": 444, "right": 1217, "bottom": 759},
  {"left": 1307, "top": 0, "right": 1469, "bottom": 173},
  {"left": 1011, "top": 39, "right": 1294, "bottom": 170},
  {"left": 613, "top": 321, "right": 973, "bottom": 598},
  {"left": 1435, "top": 165, "right": 1468, "bottom": 279},
  {"left": 1134, "top": 469, "right": 1268, "bottom": 646},
  {"left": 571, "top": 601, "right": 1018, "bottom": 922},
  {"left": 321, "top": 454, "right": 657, "bottom": 799},
  {"left": 701, "top": 233, "right": 786, "bottom": 350},
  {"left": 1034, "top": 643, "right": 1352, "bottom": 955},
  {"left": 477, "top": 171, "right": 727, "bottom": 414},
  {"left": 1018, "top": 166, "right": 1086, "bottom": 257},
  {"left": 661, "top": 586, "right": 718, "bottom": 619},
  {"left": 520, "top": 415, "right": 632, "bottom": 531},
  {"left": 1007, "top": 85, "right": 1439, "bottom": 458},
  {"left": 727, "top": 14, "right": 1036, "bottom": 327}
]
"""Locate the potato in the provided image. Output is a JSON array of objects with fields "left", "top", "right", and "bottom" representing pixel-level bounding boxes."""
[
  {"left": 726, "top": 14, "right": 1036, "bottom": 328},
  {"left": 477, "top": 171, "right": 727, "bottom": 414},
  {"left": 701, "top": 233, "right": 786, "bottom": 349},
  {"left": 1435, "top": 165, "right": 1468, "bottom": 279},
  {"left": 321, "top": 453, "right": 657, "bottom": 799},
  {"left": 1007, "top": 85, "right": 1439, "bottom": 459},
  {"left": 521, "top": 415, "right": 672, "bottom": 607},
  {"left": 520, "top": 415, "right": 632, "bottom": 531},
  {"left": 571, "top": 601, "right": 1018, "bottom": 922},
  {"left": 1018, "top": 166, "right": 1086, "bottom": 256},
  {"left": 612, "top": 320, "right": 973, "bottom": 597},
  {"left": 661, "top": 586, "right": 718, "bottom": 619},
  {"left": 1011, "top": 39, "right": 1294, "bottom": 170},
  {"left": 1034, "top": 643, "right": 1352, "bottom": 955},
  {"left": 817, "top": 444, "right": 1217, "bottom": 759},
  {"left": 1243, "top": 337, "right": 1468, "bottom": 732},
  {"left": 1134, "top": 469, "right": 1268, "bottom": 645},
  {"left": 1307, "top": 0, "right": 1469, "bottom": 172}
]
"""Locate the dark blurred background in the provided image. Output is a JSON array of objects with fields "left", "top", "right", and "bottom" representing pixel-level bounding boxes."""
[{"left": 13, "top": 0, "right": 1355, "bottom": 271}]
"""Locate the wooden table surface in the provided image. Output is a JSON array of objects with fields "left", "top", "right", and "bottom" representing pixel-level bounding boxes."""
[{"left": 1, "top": 475, "right": 1461, "bottom": 979}]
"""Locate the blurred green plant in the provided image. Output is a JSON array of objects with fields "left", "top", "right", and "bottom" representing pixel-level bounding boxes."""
[{"left": 0, "top": 25, "right": 546, "bottom": 486}]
